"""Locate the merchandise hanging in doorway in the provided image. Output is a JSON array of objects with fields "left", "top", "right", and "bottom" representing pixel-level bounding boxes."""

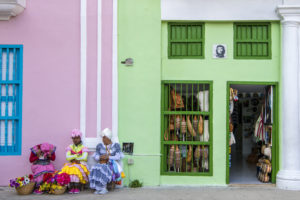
[{"left": 254, "top": 86, "right": 273, "bottom": 183}]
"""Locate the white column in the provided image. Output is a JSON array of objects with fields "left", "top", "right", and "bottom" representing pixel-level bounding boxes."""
[
  {"left": 277, "top": 5, "right": 300, "bottom": 190},
  {"left": 112, "top": 0, "right": 118, "bottom": 143},
  {"left": 80, "top": 0, "right": 87, "bottom": 138}
]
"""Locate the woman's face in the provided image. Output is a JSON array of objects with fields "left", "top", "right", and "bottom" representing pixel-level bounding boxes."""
[
  {"left": 72, "top": 136, "right": 81, "bottom": 146},
  {"left": 102, "top": 136, "right": 111, "bottom": 145}
]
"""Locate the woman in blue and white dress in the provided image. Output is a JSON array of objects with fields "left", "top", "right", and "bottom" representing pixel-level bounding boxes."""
[{"left": 89, "top": 128, "right": 124, "bottom": 194}]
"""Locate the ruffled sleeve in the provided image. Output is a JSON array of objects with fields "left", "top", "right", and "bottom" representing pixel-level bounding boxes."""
[
  {"left": 93, "top": 143, "right": 102, "bottom": 161},
  {"left": 109, "top": 143, "right": 124, "bottom": 161},
  {"left": 76, "top": 146, "right": 88, "bottom": 162},
  {"left": 66, "top": 145, "right": 77, "bottom": 162}
]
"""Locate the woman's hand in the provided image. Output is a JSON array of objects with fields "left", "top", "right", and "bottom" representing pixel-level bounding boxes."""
[
  {"left": 36, "top": 150, "right": 42, "bottom": 157},
  {"left": 99, "top": 155, "right": 109, "bottom": 164},
  {"left": 71, "top": 159, "right": 80, "bottom": 164},
  {"left": 100, "top": 155, "right": 109, "bottom": 160}
]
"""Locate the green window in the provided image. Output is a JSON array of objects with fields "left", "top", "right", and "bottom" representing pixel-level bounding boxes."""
[
  {"left": 161, "top": 81, "right": 213, "bottom": 176},
  {"left": 234, "top": 22, "right": 271, "bottom": 59},
  {"left": 168, "top": 23, "right": 204, "bottom": 59}
]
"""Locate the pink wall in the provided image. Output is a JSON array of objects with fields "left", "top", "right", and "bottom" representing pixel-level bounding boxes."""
[
  {"left": 86, "top": 0, "right": 113, "bottom": 137},
  {"left": 0, "top": 0, "right": 113, "bottom": 186},
  {"left": 101, "top": 0, "right": 113, "bottom": 130},
  {"left": 86, "top": 0, "right": 98, "bottom": 137}
]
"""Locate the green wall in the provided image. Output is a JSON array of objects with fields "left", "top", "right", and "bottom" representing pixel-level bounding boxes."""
[
  {"left": 118, "top": 0, "right": 162, "bottom": 186},
  {"left": 161, "top": 22, "right": 281, "bottom": 185},
  {"left": 118, "top": 0, "right": 281, "bottom": 186}
]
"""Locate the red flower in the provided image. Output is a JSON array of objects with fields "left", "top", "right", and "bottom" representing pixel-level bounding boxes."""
[
  {"left": 20, "top": 177, "right": 24, "bottom": 181},
  {"left": 42, "top": 173, "right": 53, "bottom": 183},
  {"left": 28, "top": 174, "right": 33, "bottom": 180}
]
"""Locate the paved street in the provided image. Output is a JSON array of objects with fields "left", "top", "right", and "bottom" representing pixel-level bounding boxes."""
[{"left": 1, "top": 185, "right": 300, "bottom": 200}]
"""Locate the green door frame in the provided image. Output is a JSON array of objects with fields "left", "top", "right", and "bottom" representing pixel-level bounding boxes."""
[{"left": 226, "top": 81, "right": 279, "bottom": 184}]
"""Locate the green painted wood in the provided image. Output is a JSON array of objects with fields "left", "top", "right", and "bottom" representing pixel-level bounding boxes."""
[
  {"left": 168, "top": 23, "right": 204, "bottom": 59},
  {"left": 234, "top": 23, "right": 271, "bottom": 59},
  {"left": 226, "top": 82, "right": 230, "bottom": 184},
  {"left": 161, "top": 81, "right": 212, "bottom": 176}
]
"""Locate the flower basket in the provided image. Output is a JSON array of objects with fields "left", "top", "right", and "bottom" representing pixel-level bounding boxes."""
[
  {"left": 15, "top": 182, "right": 35, "bottom": 195},
  {"left": 52, "top": 186, "right": 66, "bottom": 195},
  {"left": 39, "top": 171, "right": 70, "bottom": 195}
]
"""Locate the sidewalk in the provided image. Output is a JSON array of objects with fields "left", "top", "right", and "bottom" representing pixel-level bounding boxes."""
[{"left": 1, "top": 185, "right": 300, "bottom": 200}]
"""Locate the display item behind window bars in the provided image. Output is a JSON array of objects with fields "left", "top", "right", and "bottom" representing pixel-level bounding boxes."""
[
  {"left": 162, "top": 82, "right": 211, "bottom": 175},
  {"left": 166, "top": 144, "right": 210, "bottom": 173}
]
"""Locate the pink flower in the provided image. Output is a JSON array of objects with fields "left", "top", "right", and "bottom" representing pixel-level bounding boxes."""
[{"left": 56, "top": 173, "right": 70, "bottom": 186}]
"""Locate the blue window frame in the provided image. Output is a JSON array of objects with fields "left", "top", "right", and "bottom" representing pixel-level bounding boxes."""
[{"left": 0, "top": 45, "right": 23, "bottom": 155}]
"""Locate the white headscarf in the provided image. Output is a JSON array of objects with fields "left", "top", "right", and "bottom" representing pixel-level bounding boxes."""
[{"left": 101, "top": 128, "right": 112, "bottom": 140}]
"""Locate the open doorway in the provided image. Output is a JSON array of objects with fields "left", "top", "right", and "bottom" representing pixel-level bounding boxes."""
[{"left": 226, "top": 82, "right": 278, "bottom": 184}]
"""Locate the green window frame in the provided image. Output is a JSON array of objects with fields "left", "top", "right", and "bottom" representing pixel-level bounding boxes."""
[
  {"left": 234, "top": 22, "right": 271, "bottom": 59},
  {"left": 168, "top": 23, "right": 205, "bottom": 59},
  {"left": 161, "top": 81, "right": 213, "bottom": 176}
]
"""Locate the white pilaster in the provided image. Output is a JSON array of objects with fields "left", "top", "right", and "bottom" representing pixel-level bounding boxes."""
[
  {"left": 80, "top": 0, "right": 87, "bottom": 139},
  {"left": 112, "top": 0, "right": 118, "bottom": 143},
  {"left": 277, "top": 5, "right": 300, "bottom": 190}
]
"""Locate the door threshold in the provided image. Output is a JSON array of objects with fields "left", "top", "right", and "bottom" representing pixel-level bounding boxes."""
[{"left": 229, "top": 183, "right": 275, "bottom": 187}]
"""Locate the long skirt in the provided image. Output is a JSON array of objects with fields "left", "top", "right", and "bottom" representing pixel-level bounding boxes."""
[
  {"left": 31, "top": 163, "right": 55, "bottom": 185},
  {"left": 60, "top": 163, "right": 89, "bottom": 184},
  {"left": 89, "top": 163, "right": 112, "bottom": 191}
]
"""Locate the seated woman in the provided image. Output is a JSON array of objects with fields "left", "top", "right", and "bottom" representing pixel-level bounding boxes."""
[
  {"left": 30, "top": 143, "right": 56, "bottom": 194},
  {"left": 89, "top": 128, "right": 124, "bottom": 194},
  {"left": 60, "top": 129, "right": 89, "bottom": 194}
]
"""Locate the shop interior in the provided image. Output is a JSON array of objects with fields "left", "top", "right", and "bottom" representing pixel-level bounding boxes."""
[{"left": 229, "top": 84, "right": 274, "bottom": 184}]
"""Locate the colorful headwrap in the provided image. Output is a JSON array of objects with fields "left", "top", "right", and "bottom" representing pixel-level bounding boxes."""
[
  {"left": 31, "top": 143, "right": 56, "bottom": 157},
  {"left": 101, "top": 128, "right": 112, "bottom": 140},
  {"left": 71, "top": 129, "right": 82, "bottom": 138}
]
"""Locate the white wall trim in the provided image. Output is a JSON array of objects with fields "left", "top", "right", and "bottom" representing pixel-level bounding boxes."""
[
  {"left": 80, "top": 0, "right": 87, "bottom": 139},
  {"left": 112, "top": 0, "right": 119, "bottom": 143},
  {"left": 97, "top": 0, "right": 102, "bottom": 137},
  {"left": 81, "top": 0, "right": 103, "bottom": 150},
  {"left": 161, "top": 0, "right": 282, "bottom": 21},
  {"left": 0, "top": 0, "right": 26, "bottom": 20}
]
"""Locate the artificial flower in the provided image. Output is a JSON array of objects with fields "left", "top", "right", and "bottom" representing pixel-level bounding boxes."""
[
  {"left": 43, "top": 173, "right": 53, "bottom": 183},
  {"left": 24, "top": 177, "right": 30, "bottom": 184},
  {"left": 28, "top": 174, "right": 33, "bottom": 180}
]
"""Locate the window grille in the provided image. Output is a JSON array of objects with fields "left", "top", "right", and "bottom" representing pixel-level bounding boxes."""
[
  {"left": 0, "top": 45, "right": 23, "bottom": 155},
  {"left": 168, "top": 23, "right": 205, "bottom": 59},
  {"left": 234, "top": 23, "right": 271, "bottom": 59},
  {"left": 161, "top": 81, "right": 212, "bottom": 175}
]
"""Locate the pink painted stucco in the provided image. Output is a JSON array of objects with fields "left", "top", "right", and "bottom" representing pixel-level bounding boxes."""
[
  {"left": 86, "top": 0, "right": 113, "bottom": 137},
  {"left": 101, "top": 0, "right": 113, "bottom": 130},
  {"left": 0, "top": 0, "right": 113, "bottom": 186},
  {"left": 86, "top": 0, "right": 98, "bottom": 138}
]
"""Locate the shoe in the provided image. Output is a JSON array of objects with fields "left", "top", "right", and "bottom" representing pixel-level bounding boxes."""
[
  {"left": 68, "top": 189, "right": 74, "bottom": 194},
  {"left": 98, "top": 188, "right": 108, "bottom": 194},
  {"left": 33, "top": 189, "right": 43, "bottom": 195},
  {"left": 94, "top": 190, "right": 100, "bottom": 194},
  {"left": 73, "top": 189, "right": 80, "bottom": 194}
]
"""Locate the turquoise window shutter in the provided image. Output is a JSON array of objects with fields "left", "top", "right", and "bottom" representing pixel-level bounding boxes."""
[{"left": 0, "top": 45, "right": 23, "bottom": 156}]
